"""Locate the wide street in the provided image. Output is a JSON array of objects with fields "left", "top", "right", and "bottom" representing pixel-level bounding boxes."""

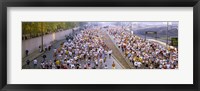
[
  {"left": 22, "top": 21, "right": 179, "bottom": 70},
  {"left": 23, "top": 38, "right": 122, "bottom": 69}
]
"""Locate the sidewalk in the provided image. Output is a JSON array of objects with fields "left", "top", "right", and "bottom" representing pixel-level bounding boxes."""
[
  {"left": 22, "top": 50, "right": 45, "bottom": 68},
  {"left": 22, "top": 39, "right": 67, "bottom": 69},
  {"left": 22, "top": 40, "right": 58, "bottom": 68}
]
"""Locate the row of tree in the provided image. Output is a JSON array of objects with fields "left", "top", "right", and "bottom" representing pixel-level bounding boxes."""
[{"left": 22, "top": 22, "right": 81, "bottom": 39}]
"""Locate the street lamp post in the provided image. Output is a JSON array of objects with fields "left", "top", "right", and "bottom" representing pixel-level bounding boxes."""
[
  {"left": 166, "top": 22, "right": 172, "bottom": 48},
  {"left": 163, "top": 22, "right": 168, "bottom": 47}
]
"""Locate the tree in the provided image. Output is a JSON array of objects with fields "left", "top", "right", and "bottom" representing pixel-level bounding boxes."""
[{"left": 22, "top": 22, "right": 81, "bottom": 38}]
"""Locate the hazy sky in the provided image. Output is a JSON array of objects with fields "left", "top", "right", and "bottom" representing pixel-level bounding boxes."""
[
  {"left": 89, "top": 21, "right": 178, "bottom": 26},
  {"left": 135, "top": 22, "right": 178, "bottom": 25}
]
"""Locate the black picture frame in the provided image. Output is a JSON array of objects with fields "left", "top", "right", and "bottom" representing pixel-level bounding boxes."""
[{"left": 0, "top": 0, "right": 199, "bottom": 91}]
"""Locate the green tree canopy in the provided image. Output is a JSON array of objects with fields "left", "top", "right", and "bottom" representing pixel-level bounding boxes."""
[{"left": 22, "top": 22, "right": 83, "bottom": 36}]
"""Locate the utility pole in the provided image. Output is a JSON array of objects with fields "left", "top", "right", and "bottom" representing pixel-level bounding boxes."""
[
  {"left": 166, "top": 22, "right": 169, "bottom": 47},
  {"left": 145, "top": 32, "right": 146, "bottom": 41},
  {"left": 41, "top": 22, "right": 44, "bottom": 52},
  {"left": 156, "top": 32, "right": 157, "bottom": 40}
]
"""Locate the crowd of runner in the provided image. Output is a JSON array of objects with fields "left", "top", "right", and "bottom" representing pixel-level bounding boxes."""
[
  {"left": 26, "top": 26, "right": 178, "bottom": 69},
  {"left": 107, "top": 26, "right": 178, "bottom": 69},
  {"left": 29, "top": 28, "right": 115, "bottom": 69}
]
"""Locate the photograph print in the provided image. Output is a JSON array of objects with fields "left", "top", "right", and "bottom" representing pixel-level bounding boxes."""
[{"left": 22, "top": 21, "right": 178, "bottom": 69}]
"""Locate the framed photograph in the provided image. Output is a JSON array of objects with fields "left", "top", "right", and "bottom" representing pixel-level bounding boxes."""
[{"left": 0, "top": 0, "right": 199, "bottom": 91}]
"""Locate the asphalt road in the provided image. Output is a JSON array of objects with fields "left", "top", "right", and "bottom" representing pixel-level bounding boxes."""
[{"left": 23, "top": 39, "right": 122, "bottom": 69}]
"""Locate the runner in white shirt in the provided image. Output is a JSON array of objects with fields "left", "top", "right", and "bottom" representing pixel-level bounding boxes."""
[
  {"left": 33, "top": 59, "right": 38, "bottom": 68},
  {"left": 41, "top": 62, "right": 45, "bottom": 69},
  {"left": 137, "top": 62, "right": 142, "bottom": 68},
  {"left": 52, "top": 63, "right": 56, "bottom": 69},
  {"left": 134, "top": 61, "right": 138, "bottom": 69}
]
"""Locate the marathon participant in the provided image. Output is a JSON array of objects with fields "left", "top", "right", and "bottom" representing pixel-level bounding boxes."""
[
  {"left": 35, "top": 27, "right": 115, "bottom": 69},
  {"left": 107, "top": 26, "right": 178, "bottom": 69}
]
